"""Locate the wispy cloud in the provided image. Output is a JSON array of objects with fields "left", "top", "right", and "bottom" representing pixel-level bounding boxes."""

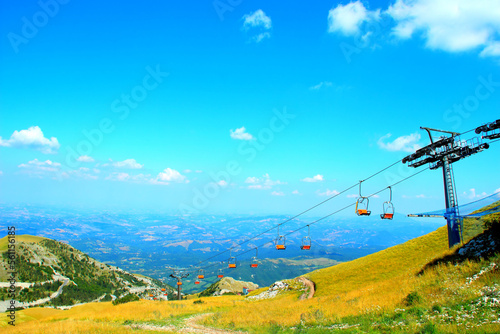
[
  {"left": 245, "top": 173, "right": 285, "bottom": 189},
  {"left": 0, "top": 126, "right": 60, "bottom": 154},
  {"left": 106, "top": 172, "right": 130, "bottom": 182},
  {"left": 309, "top": 81, "right": 333, "bottom": 90},
  {"left": 292, "top": 190, "right": 301, "bottom": 195},
  {"left": 463, "top": 188, "right": 488, "bottom": 199},
  {"left": 112, "top": 159, "right": 143, "bottom": 169},
  {"left": 377, "top": 133, "right": 422, "bottom": 153},
  {"left": 77, "top": 155, "right": 95, "bottom": 163},
  {"left": 18, "top": 159, "right": 62, "bottom": 178},
  {"left": 302, "top": 174, "right": 324, "bottom": 183},
  {"left": 242, "top": 9, "right": 272, "bottom": 43},
  {"left": 318, "top": 189, "right": 340, "bottom": 197},
  {"left": 230, "top": 127, "right": 254, "bottom": 140},
  {"left": 271, "top": 191, "right": 284, "bottom": 196}
]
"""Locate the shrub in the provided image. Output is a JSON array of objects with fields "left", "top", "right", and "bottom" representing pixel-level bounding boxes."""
[
  {"left": 112, "top": 293, "right": 139, "bottom": 306},
  {"left": 403, "top": 291, "right": 422, "bottom": 306}
]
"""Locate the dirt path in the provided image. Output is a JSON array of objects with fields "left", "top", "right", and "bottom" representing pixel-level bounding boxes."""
[
  {"left": 297, "top": 277, "right": 315, "bottom": 300},
  {"left": 125, "top": 313, "right": 244, "bottom": 333},
  {"left": 180, "top": 314, "right": 245, "bottom": 334}
]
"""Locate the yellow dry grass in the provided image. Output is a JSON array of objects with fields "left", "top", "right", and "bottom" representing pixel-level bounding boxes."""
[
  {"left": 1, "top": 296, "right": 244, "bottom": 333},
  {"left": 0, "top": 235, "right": 47, "bottom": 252},
  {"left": 2, "top": 221, "right": 496, "bottom": 333}
]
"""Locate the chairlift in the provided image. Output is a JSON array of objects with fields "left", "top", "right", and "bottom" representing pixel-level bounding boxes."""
[
  {"left": 300, "top": 225, "right": 312, "bottom": 250},
  {"left": 197, "top": 269, "right": 205, "bottom": 280},
  {"left": 355, "top": 181, "right": 371, "bottom": 216},
  {"left": 250, "top": 248, "right": 259, "bottom": 268},
  {"left": 177, "top": 282, "right": 182, "bottom": 286},
  {"left": 161, "top": 288, "right": 166, "bottom": 292},
  {"left": 275, "top": 225, "right": 286, "bottom": 250},
  {"left": 217, "top": 268, "right": 224, "bottom": 278},
  {"left": 380, "top": 186, "right": 395, "bottom": 220},
  {"left": 228, "top": 250, "right": 237, "bottom": 268}
]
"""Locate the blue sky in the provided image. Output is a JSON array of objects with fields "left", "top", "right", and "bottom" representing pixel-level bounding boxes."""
[{"left": 1, "top": 0, "right": 499, "bottom": 216}]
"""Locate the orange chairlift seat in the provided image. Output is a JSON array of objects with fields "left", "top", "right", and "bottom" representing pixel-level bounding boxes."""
[
  {"left": 228, "top": 251, "right": 237, "bottom": 268},
  {"left": 197, "top": 269, "right": 205, "bottom": 280},
  {"left": 275, "top": 225, "right": 286, "bottom": 250},
  {"left": 355, "top": 181, "right": 371, "bottom": 216},
  {"left": 380, "top": 186, "right": 395, "bottom": 220},
  {"left": 250, "top": 248, "right": 259, "bottom": 268},
  {"left": 300, "top": 225, "right": 312, "bottom": 250},
  {"left": 195, "top": 280, "right": 200, "bottom": 285},
  {"left": 161, "top": 288, "right": 166, "bottom": 292},
  {"left": 177, "top": 281, "right": 182, "bottom": 286}
]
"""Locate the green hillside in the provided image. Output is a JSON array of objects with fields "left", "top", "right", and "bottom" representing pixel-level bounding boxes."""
[{"left": 0, "top": 235, "right": 174, "bottom": 308}]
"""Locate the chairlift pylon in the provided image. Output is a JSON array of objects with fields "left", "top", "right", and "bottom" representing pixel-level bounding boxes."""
[
  {"left": 275, "top": 225, "right": 286, "bottom": 250},
  {"left": 355, "top": 180, "right": 371, "bottom": 216},
  {"left": 380, "top": 186, "right": 395, "bottom": 220},
  {"left": 301, "top": 225, "right": 312, "bottom": 250}
]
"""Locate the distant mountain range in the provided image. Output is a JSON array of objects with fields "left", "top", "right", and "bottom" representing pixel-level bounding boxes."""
[{"left": 0, "top": 204, "right": 442, "bottom": 293}]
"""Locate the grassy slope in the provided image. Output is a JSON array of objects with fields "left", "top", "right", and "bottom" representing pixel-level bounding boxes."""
[
  {"left": 0, "top": 235, "right": 48, "bottom": 252},
  {"left": 3, "top": 220, "right": 498, "bottom": 333}
]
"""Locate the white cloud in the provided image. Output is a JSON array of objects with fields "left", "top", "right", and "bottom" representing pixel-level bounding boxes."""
[
  {"left": 18, "top": 159, "right": 61, "bottom": 171},
  {"left": 377, "top": 133, "right": 422, "bottom": 153},
  {"left": 230, "top": 127, "right": 254, "bottom": 140},
  {"left": 252, "top": 32, "right": 271, "bottom": 43},
  {"left": 386, "top": 0, "right": 500, "bottom": 55},
  {"left": 77, "top": 155, "right": 95, "bottom": 163},
  {"left": 0, "top": 126, "right": 60, "bottom": 154},
  {"left": 245, "top": 174, "right": 285, "bottom": 189},
  {"left": 106, "top": 172, "right": 130, "bottom": 182},
  {"left": 68, "top": 168, "right": 98, "bottom": 180},
  {"left": 302, "top": 174, "right": 324, "bottom": 183},
  {"left": 318, "top": 189, "right": 340, "bottom": 197},
  {"left": 242, "top": 9, "right": 272, "bottom": 43},
  {"left": 111, "top": 159, "right": 143, "bottom": 169},
  {"left": 156, "top": 168, "right": 187, "bottom": 183},
  {"left": 17, "top": 159, "right": 62, "bottom": 178},
  {"left": 309, "top": 81, "right": 333, "bottom": 90},
  {"left": 243, "top": 9, "right": 272, "bottom": 30},
  {"left": 245, "top": 176, "right": 260, "bottom": 184},
  {"left": 218, "top": 180, "right": 228, "bottom": 187},
  {"left": 347, "top": 194, "right": 358, "bottom": 198},
  {"left": 328, "top": 1, "right": 380, "bottom": 36},
  {"left": 416, "top": 194, "right": 426, "bottom": 198},
  {"left": 0, "top": 171, "right": 3, "bottom": 175},
  {"left": 292, "top": 190, "right": 301, "bottom": 195},
  {"left": 480, "top": 41, "right": 500, "bottom": 57},
  {"left": 271, "top": 191, "right": 285, "bottom": 196},
  {"left": 463, "top": 188, "right": 488, "bottom": 199}
]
